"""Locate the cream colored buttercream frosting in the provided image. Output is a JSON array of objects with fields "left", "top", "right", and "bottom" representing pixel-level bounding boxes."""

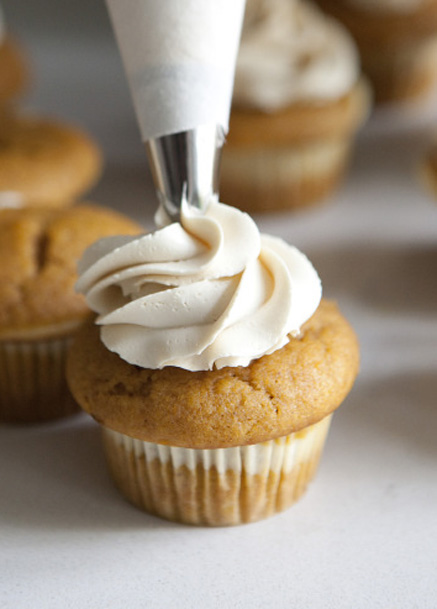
[
  {"left": 233, "top": 0, "right": 359, "bottom": 111},
  {"left": 77, "top": 200, "right": 321, "bottom": 371}
]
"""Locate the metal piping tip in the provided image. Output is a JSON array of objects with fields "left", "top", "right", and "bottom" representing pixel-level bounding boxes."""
[{"left": 145, "top": 124, "right": 224, "bottom": 223}]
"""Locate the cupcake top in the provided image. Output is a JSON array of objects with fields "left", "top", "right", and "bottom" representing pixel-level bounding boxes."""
[
  {"left": 0, "top": 204, "right": 141, "bottom": 339},
  {"left": 0, "top": 116, "right": 102, "bottom": 208},
  {"left": 76, "top": 200, "right": 322, "bottom": 371},
  {"left": 233, "top": 0, "right": 360, "bottom": 111},
  {"left": 67, "top": 299, "right": 359, "bottom": 448}
]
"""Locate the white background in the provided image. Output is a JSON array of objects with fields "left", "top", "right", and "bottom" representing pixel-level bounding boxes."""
[{"left": 1, "top": 1, "right": 437, "bottom": 607}]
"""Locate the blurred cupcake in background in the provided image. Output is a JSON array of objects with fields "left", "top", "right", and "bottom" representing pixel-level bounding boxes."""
[
  {"left": 0, "top": 6, "right": 102, "bottom": 211},
  {"left": 220, "top": 0, "right": 371, "bottom": 214},
  {"left": 316, "top": 0, "right": 437, "bottom": 103},
  {"left": 0, "top": 204, "right": 142, "bottom": 423},
  {"left": 0, "top": 114, "right": 103, "bottom": 210},
  {"left": 0, "top": 3, "right": 28, "bottom": 109}
]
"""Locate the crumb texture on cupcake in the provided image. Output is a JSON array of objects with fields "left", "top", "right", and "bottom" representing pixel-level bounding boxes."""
[
  {"left": 67, "top": 299, "right": 359, "bottom": 449},
  {"left": 0, "top": 204, "right": 142, "bottom": 339}
]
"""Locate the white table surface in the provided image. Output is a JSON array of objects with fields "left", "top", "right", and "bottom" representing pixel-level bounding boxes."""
[{"left": 1, "top": 3, "right": 437, "bottom": 608}]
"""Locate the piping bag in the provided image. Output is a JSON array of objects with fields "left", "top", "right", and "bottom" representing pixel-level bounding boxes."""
[{"left": 105, "top": 0, "right": 246, "bottom": 222}]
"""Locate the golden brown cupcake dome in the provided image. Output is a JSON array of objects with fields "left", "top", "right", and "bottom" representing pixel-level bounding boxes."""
[
  {"left": 0, "top": 203, "right": 142, "bottom": 423},
  {"left": 0, "top": 115, "right": 103, "bottom": 209},
  {"left": 67, "top": 299, "right": 360, "bottom": 526}
]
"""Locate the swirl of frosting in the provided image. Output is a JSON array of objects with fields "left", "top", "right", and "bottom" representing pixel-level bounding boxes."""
[
  {"left": 233, "top": 0, "right": 359, "bottom": 111},
  {"left": 76, "top": 201, "right": 321, "bottom": 371}
]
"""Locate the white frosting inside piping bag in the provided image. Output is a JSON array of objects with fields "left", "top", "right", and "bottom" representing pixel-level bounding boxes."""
[
  {"left": 105, "top": 0, "right": 246, "bottom": 139},
  {"left": 233, "top": 0, "right": 359, "bottom": 112},
  {"left": 77, "top": 201, "right": 321, "bottom": 372}
]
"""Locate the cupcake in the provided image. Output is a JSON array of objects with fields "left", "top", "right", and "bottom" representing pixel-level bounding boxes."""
[
  {"left": 219, "top": 0, "right": 371, "bottom": 214},
  {"left": 0, "top": 203, "right": 141, "bottom": 423},
  {"left": 0, "top": 6, "right": 28, "bottom": 107},
  {"left": 316, "top": 0, "right": 437, "bottom": 103},
  {"left": 67, "top": 201, "right": 359, "bottom": 526},
  {"left": 0, "top": 115, "right": 103, "bottom": 210}
]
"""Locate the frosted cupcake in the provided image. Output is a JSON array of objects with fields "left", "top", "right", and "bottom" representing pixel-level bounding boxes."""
[
  {"left": 219, "top": 0, "right": 371, "bottom": 213},
  {"left": 0, "top": 115, "right": 102, "bottom": 210},
  {"left": 316, "top": 0, "right": 437, "bottom": 103},
  {"left": 67, "top": 201, "right": 359, "bottom": 526},
  {"left": 0, "top": 204, "right": 141, "bottom": 423}
]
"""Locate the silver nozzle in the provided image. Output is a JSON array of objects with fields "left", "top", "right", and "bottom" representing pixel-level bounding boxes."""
[{"left": 145, "top": 124, "right": 224, "bottom": 222}]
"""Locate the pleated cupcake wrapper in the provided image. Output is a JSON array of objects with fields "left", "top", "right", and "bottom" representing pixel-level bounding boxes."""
[
  {"left": 103, "top": 414, "right": 332, "bottom": 526},
  {"left": 220, "top": 137, "right": 351, "bottom": 212},
  {"left": 0, "top": 336, "right": 78, "bottom": 422},
  {"left": 362, "top": 35, "right": 437, "bottom": 102}
]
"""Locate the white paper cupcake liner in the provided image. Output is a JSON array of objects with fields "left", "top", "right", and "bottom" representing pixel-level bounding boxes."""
[
  {"left": 102, "top": 414, "right": 332, "bottom": 526},
  {"left": 0, "top": 336, "right": 78, "bottom": 422}
]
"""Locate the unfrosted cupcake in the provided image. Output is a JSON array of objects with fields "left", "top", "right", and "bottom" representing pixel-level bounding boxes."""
[
  {"left": 219, "top": 0, "right": 371, "bottom": 213},
  {"left": 0, "top": 115, "right": 102, "bottom": 210},
  {"left": 67, "top": 201, "right": 359, "bottom": 526},
  {"left": 0, "top": 203, "right": 141, "bottom": 423},
  {"left": 316, "top": 0, "right": 437, "bottom": 103}
]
